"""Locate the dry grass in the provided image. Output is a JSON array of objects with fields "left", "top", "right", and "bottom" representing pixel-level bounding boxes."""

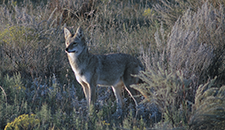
[{"left": 0, "top": 0, "right": 225, "bottom": 129}]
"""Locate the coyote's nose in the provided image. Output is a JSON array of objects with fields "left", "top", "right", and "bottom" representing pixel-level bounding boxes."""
[{"left": 65, "top": 48, "right": 68, "bottom": 52}]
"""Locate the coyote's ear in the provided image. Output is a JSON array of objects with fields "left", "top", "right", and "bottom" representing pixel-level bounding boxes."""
[
  {"left": 64, "top": 27, "right": 72, "bottom": 39},
  {"left": 75, "top": 27, "right": 83, "bottom": 39}
]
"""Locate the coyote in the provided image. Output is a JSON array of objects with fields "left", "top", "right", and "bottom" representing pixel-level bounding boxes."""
[{"left": 64, "top": 27, "right": 143, "bottom": 113}]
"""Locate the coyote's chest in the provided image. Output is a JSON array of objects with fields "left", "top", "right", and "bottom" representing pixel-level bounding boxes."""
[{"left": 68, "top": 53, "right": 91, "bottom": 84}]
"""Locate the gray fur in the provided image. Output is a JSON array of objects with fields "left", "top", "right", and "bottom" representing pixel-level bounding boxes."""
[{"left": 64, "top": 27, "right": 143, "bottom": 111}]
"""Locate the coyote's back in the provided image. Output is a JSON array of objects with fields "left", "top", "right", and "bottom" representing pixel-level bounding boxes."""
[{"left": 64, "top": 27, "right": 143, "bottom": 115}]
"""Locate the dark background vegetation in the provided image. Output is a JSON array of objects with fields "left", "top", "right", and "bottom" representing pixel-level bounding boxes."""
[{"left": 0, "top": 0, "right": 225, "bottom": 129}]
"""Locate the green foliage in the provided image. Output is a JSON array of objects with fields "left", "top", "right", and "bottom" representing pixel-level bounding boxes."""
[
  {"left": 3, "top": 73, "right": 25, "bottom": 90},
  {"left": 1, "top": 73, "right": 26, "bottom": 105},
  {"left": 0, "top": 73, "right": 31, "bottom": 130},
  {"left": 0, "top": 25, "right": 37, "bottom": 46},
  {"left": 143, "top": 8, "right": 156, "bottom": 17},
  {"left": 122, "top": 110, "right": 146, "bottom": 129},
  {"left": 4, "top": 114, "right": 40, "bottom": 130}
]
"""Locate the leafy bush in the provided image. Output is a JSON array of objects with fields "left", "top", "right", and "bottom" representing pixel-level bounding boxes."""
[
  {"left": 4, "top": 114, "right": 40, "bottom": 130},
  {"left": 0, "top": 73, "right": 30, "bottom": 129}
]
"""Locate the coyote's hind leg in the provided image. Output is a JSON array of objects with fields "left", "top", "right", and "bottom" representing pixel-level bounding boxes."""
[{"left": 112, "top": 80, "right": 125, "bottom": 116}]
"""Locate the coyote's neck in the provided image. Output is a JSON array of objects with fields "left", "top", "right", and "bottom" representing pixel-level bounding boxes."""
[{"left": 67, "top": 47, "right": 94, "bottom": 74}]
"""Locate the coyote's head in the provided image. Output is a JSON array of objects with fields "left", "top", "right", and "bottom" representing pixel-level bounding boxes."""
[{"left": 64, "top": 27, "right": 86, "bottom": 54}]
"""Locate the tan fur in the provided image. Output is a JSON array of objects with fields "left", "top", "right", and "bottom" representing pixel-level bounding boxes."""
[{"left": 64, "top": 27, "right": 143, "bottom": 111}]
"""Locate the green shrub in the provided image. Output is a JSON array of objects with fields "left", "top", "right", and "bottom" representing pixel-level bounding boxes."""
[
  {"left": 0, "top": 73, "right": 30, "bottom": 129},
  {"left": 4, "top": 114, "right": 40, "bottom": 130},
  {"left": 1, "top": 73, "right": 25, "bottom": 105},
  {"left": 0, "top": 25, "right": 37, "bottom": 45}
]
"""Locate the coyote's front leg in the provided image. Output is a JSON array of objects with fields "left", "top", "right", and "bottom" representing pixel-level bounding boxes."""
[
  {"left": 80, "top": 81, "right": 97, "bottom": 108},
  {"left": 80, "top": 82, "right": 91, "bottom": 106}
]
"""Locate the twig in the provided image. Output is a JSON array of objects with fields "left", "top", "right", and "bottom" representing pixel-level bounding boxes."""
[
  {"left": 124, "top": 86, "right": 139, "bottom": 118},
  {"left": 0, "top": 85, "right": 7, "bottom": 104}
]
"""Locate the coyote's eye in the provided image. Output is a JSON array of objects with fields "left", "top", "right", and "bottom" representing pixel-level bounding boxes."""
[{"left": 72, "top": 42, "right": 76, "bottom": 45}]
